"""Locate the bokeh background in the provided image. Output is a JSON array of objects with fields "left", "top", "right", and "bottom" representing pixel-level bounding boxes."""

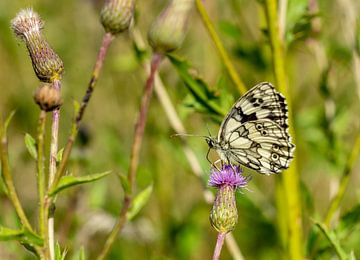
[{"left": 1, "top": 0, "right": 360, "bottom": 259}]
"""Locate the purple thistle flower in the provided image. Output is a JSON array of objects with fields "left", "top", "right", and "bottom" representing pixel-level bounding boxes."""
[
  {"left": 209, "top": 164, "right": 250, "bottom": 234},
  {"left": 208, "top": 164, "right": 249, "bottom": 189}
]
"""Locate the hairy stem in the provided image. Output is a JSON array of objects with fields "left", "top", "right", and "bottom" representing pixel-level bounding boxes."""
[
  {"left": 195, "top": 0, "right": 247, "bottom": 95},
  {"left": 213, "top": 233, "right": 226, "bottom": 260},
  {"left": 97, "top": 53, "right": 163, "bottom": 260},
  {"left": 264, "top": 0, "right": 303, "bottom": 259},
  {"left": 36, "top": 110, "right": 46, "bottom": 237},
  {"left": 48, "top": 79, "right": 62, "bottom": 260}
]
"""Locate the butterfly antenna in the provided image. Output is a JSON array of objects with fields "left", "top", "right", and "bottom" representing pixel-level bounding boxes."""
[
  {"left": 171, "top": 133, "right": 208, "bottom": 139},
  {"left": 205, "top": 124, "right": 212, "bottom": 137}
]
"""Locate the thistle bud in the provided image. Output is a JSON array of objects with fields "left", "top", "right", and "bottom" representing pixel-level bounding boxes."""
[
  {"left": 34, "top": 84, "right": 62, "bottom": 112},
  {"left": 11, "top": 9, "right": 64, "bottom": 82},
  {"left": 208, "top": 165, "right": 249, "bottom": 233},
  {"left": 100, "top": 0, "right": 135, "bottom": 35},
  {"left": 148, "top": 0, "right": 193, "bottom": 53}
]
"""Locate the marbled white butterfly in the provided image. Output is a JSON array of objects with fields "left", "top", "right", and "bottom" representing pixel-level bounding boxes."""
[{"left": 206, "top": 82, "right": 295, "bottom": 175}]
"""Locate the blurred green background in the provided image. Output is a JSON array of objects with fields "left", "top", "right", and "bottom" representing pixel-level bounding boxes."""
[{"left": 1, "top": 0, "right": 360, "bottom": 259}]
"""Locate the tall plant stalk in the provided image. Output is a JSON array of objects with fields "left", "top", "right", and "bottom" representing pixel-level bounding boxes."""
[
  {"left": 264, "top": 0, "right": 303, "bottom": 259},
  {"left": 36, "top": 110, "right": 46, "bottom": 238},
  {"left": 97, "top": 53, "right": 163, "bottom": 260},
  {"left": 47, "top": 79, "right": 62, "bottom": 260}
]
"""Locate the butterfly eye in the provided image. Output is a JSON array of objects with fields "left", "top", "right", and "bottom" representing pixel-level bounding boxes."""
[
  {"left": 271, "top": 153, "right": 279, "bottom": 161},
  {"left": 256, "top": 124, "right": 263, "bottom": 130},
  {"left": 206, "top": 138, "right": 214, "bottom": 148}
]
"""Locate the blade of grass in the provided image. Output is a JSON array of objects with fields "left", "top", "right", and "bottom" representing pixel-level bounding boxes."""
[
  {"left": 264, "top": 0, "right": 303, "bottom": 259},
  {"left": 195, "top": 0, "right": 247, "bottom": 95}
]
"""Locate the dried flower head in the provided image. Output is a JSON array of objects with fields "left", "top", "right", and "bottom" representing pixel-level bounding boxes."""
[
  {"left": 148, "top": 0, "right": 193, "bottom": 53},
  {"left": 34, "top": 84, "right": 62, "bottom": 112},
  {"left": 11, "top": 9, "right": 64, "bottom": 82},
  {"left": 100, "top": 0, "right": 135, "bottom": 35},
  {"left": 209, "top": 165, "right": 250, "bottom": 233}
]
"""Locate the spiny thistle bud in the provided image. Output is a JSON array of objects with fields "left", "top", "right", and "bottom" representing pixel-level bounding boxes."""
[
  {"left": 209, "top": 165, "right": 249, "bottom": 233},
  {"left": 11, "top": 9, "right": 64, "bottom": 83},
  {"left": 100, "top": 0, "right": 135, "bottom": 35},
  {"left": 34, "top": 84, "right": 62, "bottom": 112},
  {"left": 148, "top": 0, "right": 193, "bottom": 53}
]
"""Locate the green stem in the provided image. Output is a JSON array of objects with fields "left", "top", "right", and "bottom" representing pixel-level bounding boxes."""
[
  {"left": 0, "top": 118, "right": 44, "bottom": 258},
  {"left": 195, "top": 0, "right": 247, "bottom": 95},
  {"left": 264, "top": 0, "right": 303, "bottom": 259},
  {"left": 0, "top": 124, "right": 33, "bottom": 232},
  {"left": 36, "top": 110, "right": 47, "bottom": 237},
  {"left": 324, "top": 132, "right": 360, "bottom": 226},
  {"left": 97, "top": 53, "right": 163, "bottom": 260}
]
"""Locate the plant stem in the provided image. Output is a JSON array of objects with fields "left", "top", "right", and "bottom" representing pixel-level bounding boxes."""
[
  {"left": 324, "top": 132, "right": 360, "bottom": 226},
  {"left": 213, "top": 232, "right": 226, "bottom": 260},
  {"left": 195, "top": 0, "right": 247, "bottom": 95},
  {"left": 47, "top": 79, "right": 62, "bottom": 260},
  {"left": 0, "top": 117, "right": 43, "bottom": 258},
  {"left": 49, "top": 32, "right": 114, "bottom": 192},
  {"left": 0, "top": 124, "right": 34, "bottom": 232},
  {"left": 264, "top": 0, "right": 303, "bottom": 259},
  {"left": 36, "top": 110, "right": 47, "bottom": 237},
  {"left": 97, "top": 53, "right": 163, "bottom": 260}
]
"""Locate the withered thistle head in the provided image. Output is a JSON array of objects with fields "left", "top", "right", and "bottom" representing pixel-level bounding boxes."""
[
  {"left": 209, "top": 165, "right": 250, "bottom": 233},
  {"left": 100, "top": 0, "right": 135, "bottom": 35},
  {"left": 34, "top": 83, "right": 62, "bottom": 112},
  {"left": 148, "top": 0, "right": 193, "bottom": 53},
  {"left": 11, "top": 9, "right": 64, "bottom": 83}
]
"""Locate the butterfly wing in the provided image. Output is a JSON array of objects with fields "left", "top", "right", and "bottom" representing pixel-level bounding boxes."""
[
  {"left": 223, "top": 119, "right": 294, "bottom": 174},
  {"left": 216, "top": 82, "right": 294, "bottom": 174}
]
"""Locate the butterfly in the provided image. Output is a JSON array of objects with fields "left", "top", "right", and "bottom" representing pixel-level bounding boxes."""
[{"left": 206, "top": 82, "right": 295, "bottom": 175}]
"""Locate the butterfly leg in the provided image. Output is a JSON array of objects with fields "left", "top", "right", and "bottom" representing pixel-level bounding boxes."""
[{"left": 212, "top": 159, "right": 222, "bottom": 171}]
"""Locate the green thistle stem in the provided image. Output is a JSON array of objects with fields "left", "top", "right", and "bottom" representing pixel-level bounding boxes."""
[
  {"left": 195, "top": 0, "right": 247, "bottom": 95},
  {"left": 36, "top": 110, "right": 46, "bottom": 237}
]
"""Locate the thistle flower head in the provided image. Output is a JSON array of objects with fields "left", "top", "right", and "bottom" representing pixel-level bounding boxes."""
[
  {"left": 11, "top": 8, "right": 43, "bottom": 40},
  {"left": 209, "top": 165, "right": 250, "bottom": 234},
  {"left": 100, "top": 0, "right": 135, "bottom": 35},
  {"left": 148, "top": 0, "right": 193, "bottom": 53},
  {"left": 11, "top": 9, "right": 64, "bottom": 82},
  {"left": 208, "top": 165, "right": 249, "bottom": 189},
  {"left": 34, "top": 83, "right": 62, "bottom": 112}
]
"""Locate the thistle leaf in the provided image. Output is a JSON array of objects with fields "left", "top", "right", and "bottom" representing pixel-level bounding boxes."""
[
  {"left": 127, "top": 184, "right": 153, "bottom": 220},
  {"left": 48, "top": 171, "right": 111, "bottom": 197},
  {"left": 24, "top": 133, "right": 37, "bottom": 160}
]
